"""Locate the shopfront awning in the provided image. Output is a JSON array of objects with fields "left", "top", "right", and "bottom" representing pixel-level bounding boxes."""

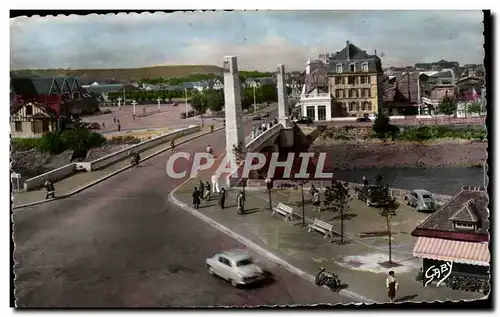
[{"left": 413, "top": 237, "right": 490, "bottom": 267}]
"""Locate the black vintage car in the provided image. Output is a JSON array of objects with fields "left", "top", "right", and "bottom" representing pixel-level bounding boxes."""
[{"left": 355, "top": 185, "right": 390, "bottom": 207}]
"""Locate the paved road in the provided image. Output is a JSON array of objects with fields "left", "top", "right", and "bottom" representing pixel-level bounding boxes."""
[{"left": 13, "top": 108, "right": 349, "bottom": 307}]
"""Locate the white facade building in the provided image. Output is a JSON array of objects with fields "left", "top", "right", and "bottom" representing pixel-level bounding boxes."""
[{"left": 300, "top": 88, "right": 332, "bottom": 121}]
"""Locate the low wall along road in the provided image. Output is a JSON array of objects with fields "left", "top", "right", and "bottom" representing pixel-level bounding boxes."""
[
  {"left": 23, "top": 125, "right": 200, "bottom": 191},
  {"left": 245, "top": 179, "right": 452, "bottom": 204}
]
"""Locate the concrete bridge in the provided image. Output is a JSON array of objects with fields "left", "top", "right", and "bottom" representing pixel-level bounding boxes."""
[{"left": 222, "top": 57, "right": 294, "bottom": 186}]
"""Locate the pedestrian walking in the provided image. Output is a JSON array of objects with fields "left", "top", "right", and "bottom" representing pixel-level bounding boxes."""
[
  {"left": 44, "top": 180, "right": 56, "bottom": 199},
  {"left": 211, "top": 173, "right": 220, "bottom": 194},
  {"left": 363, "top": 176, "right": 368, "bottom": 187},
  {"left": 274, "top": 118, "right": 278, "bottom": 125},
  {"left": 199, "top": 180, "right": 205, "bottom": 200},
  {"left": 236, "top": 190, "right": 245, "bottom": 214},
  {"left": 113, "top": 117, "right": 116, "bottom": 124},
  {"left": 102, "top": 122, "right": 105, "bottom": 129},
  {"left": 204, "top": 181, "right": 211, "bottom": 199},
  {"left": 312, "top": 190, "right": 321, "bottom": 212},
  {"left": 386, "top": 271, "right": 399, "bottom": 302},
  {"left": 192, "top": 187, "right": 201, "bottom": 209},
  {"left": 218, "top": 187, "right": 227, "bottom": 209},
  {"left": 309, "top": 184, "right": 318, "bottom": 197},
  {"left": 118, "top": 124, "right": 121, "bottom": 132}
]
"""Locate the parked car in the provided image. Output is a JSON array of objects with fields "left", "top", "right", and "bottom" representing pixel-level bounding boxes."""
[
  {"left": 404, "top": 189, "right": 437, "bottom": 212},
  {"left": 173, "top": 102, "right": 179, "bottom": 107},
  {"left": 295, "top": 117, "right": 314, "bottom": 124},
  {"left": 88, "top": 122, "right": 100, "bottom": 130},
  {"left": 262, "top": 111, "right": 270, "bottom": 117},
  {"left": 355, "top": 185, "right": 390, "bottom": 207},
  {"left": 356, "top": 116, "right": 371, "bottom": 122},
  {"left": 206, "top": 249, "right": 265, "bottom": 287},
  {"left": 253, "top": 115, "right": 261, "bottom": 120}
]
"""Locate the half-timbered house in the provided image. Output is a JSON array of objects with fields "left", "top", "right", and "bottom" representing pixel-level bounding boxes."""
[{"left": 10, "top": 101, "right": 57, "bottom": 138}]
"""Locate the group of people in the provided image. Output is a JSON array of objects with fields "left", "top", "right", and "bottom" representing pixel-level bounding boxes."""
[
  {"left": 113, "top": 117, "right": 121, "bottom": 132},
  {"left": 191, "top": 174, "right": 245, "bottom": 214},
  {"left": 251, "top": 118, "right": 279, "bottom": 140}
]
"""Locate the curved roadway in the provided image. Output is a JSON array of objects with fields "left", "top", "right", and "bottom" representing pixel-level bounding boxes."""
[{"left": 13, "top": 108, "right": 350, "bottom": 307}]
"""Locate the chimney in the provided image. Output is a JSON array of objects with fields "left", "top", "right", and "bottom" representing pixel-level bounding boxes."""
[{"left": 346, "top": 41, "right": 350, "bottom": 61}]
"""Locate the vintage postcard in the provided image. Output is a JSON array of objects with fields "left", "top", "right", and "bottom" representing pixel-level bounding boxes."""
[{"left": 10, "top": 10, "right": 489, "bottom": 307}]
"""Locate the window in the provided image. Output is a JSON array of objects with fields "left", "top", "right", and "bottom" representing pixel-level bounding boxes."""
[
  {"left": 219, "top": 257, "right": 231, "bottom": 266},
  {"left": 306, "top": 106, "right": 315, "bottom": 120},
  {"left": 454, "top": 222, "right": 475, "bottom": 230},
  {"left": 42, "top": 119, "right": 50, "bottom": 132},
  {"left": 345, "top": 89, "right": 350, "bottom": 98},
  {"left": 350, "top": 89, "right": 358, "bottom": 98},
  {"left": 25, "top": 105, "right": 33, "bottom": 116},
  {"left": 362, "top": 62, "right": 369, "bottom": 72},
  {"left": 361, "top": 76, "right": 370, "bottom": 84},
  {"left": 318, "top": 106, "right": 326, "bottom": 121},
  {"left": 361, "top": 102, "right": 366, "bottom": 111},
  {"left": 72, "top": 92, "right": 81, "bottom": 100},
  {"left": 335, "top": 77, "right": 343, "bottom": 85},
  {"left": 366, "top": 102, "right": 372, "bottom": 111},
  {"left": 336, "top": 64, "right": 343, "bottom": 73},
  {"left": 363, "top": 88, "right": 371, "bottom": 97},
  {"left": 348, "top": 76, "right": 356, "bottom": 85},
  {"left": 14, "top": 121, "right": 22, "bottom": 132},
  {"left": 236, "top": 259, "right": 253, "bottom": 267},
  {"left": 349, "top": 101, "right": 359, "bottom": 111},
  {"left": 335, "top": 89, "right": 343, "bottom": 98},
  {"left": 349, "top": 63, "right": 356, "bottom": 72}
]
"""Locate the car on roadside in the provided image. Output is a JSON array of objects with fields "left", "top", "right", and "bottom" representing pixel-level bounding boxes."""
[
  {"left": 262, "top": 111, "right": 270, "bottom": 117},
  {"left": 88, "top": 122, "right": 100, "bottom": 130},
  {"left": 294, "top": 117, "right": 314, "bottom": 124},
  {"left": 356, "top": 116, "right": 371, "bottom": 123},
  {"left": 355, "top": 184, "right": 391, "bottom": 207},
  {"left": 206, "top": 249, "right": 265, "bottom": 287},
  {"left": 404, "top": 189, "right": 437, "bottom": 212},
  {"left": 253, "top": 115, "right": 261, "bottom": 120}
]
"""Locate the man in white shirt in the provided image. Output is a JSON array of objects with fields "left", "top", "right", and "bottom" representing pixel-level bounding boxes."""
[{"left": 211, "top": 173, "right": 220, "bottom": 194}]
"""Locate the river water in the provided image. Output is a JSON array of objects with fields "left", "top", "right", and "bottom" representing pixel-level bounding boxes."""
[{"left": 330, "top": 167, "right": 486, "bottom": 196}]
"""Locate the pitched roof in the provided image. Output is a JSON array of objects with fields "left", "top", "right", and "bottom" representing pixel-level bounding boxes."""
[
  {"left": 412, "top": 186, "right": 489, "bottom": 242},
  {"left": 329, "top": 42, "right": 374, "bottom": 61},
  {"left": 11, "top": 101, "right": 56, "bottom": 116},
  {"left": 449, "top": 199, "right": 479, "bottom": 223}
]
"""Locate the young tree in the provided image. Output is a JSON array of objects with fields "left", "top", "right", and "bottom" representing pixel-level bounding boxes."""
[
  {"left": 372, "top": 112, "right": 391, "bottom": 141},
  {"left": 292, "top": 178, "right": 309, "bottom": 227},
  {"left": 379, "top": 198, "right": 399, "bottom": 264},
  {"left": 438, "top": 95, "right": 457, "bottom": 124},
  {"left": 324, "top": 181, "right": 351, "bottom": 244}
]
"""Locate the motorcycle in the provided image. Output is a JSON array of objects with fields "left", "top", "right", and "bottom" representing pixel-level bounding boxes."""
[{"left": 315, "top": 267, "right": 342, "bottom": 291}]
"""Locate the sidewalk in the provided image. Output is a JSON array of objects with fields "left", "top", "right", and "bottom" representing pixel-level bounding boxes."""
[
  {"left": 13, "top": 125, "right": 221, "bottom": 207},
  {"left": 173, "top": 180, "right": 484, "bottom": 304}
]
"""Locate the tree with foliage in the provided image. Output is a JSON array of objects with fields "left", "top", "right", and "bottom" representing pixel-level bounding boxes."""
[
  {"left": 324, "top": 181, "right": 351, "bottom": 244},
  {"left": 205, "top": 89, "right": 225, "bottom": 113},
  {"left": 372, "top": 111, "right": 391, "bottom": 140},
  {"left": 438, "top": 95, "right": 457, "bottom": 124},
  {"left": 379, "top": 198, "right": 399, "bottom": 264}
]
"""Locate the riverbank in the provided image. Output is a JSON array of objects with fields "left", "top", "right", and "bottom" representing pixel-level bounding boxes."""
[{"left": 312, "top": 139, "right": 487, "bottom": 170}]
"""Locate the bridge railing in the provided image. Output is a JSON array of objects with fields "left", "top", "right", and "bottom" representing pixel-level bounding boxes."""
[{"left": 246, "top": 123, "right": 283, "bottom": 153}]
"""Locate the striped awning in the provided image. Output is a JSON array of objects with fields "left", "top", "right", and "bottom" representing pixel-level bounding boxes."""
[{"left": 413, "top": 237, "right": 490, "bottom": 267}]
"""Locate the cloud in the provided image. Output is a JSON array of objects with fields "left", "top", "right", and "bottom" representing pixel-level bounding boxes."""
[{"left": 10, "top": 11, "right": 484, "bottom": 71}]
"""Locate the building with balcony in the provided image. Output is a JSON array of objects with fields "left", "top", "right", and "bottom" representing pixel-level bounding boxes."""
[{"left": 327, "top": 41, "right": 384, "bottom": 117}]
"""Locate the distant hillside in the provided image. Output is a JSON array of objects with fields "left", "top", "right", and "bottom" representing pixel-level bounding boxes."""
[{"left": 10, "top": 65, "right": 223, "bottom": 82}]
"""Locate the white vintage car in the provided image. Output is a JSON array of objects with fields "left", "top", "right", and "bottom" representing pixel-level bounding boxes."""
[
  {"left": 404, "top": 189, "right": 437, "bottom": 212},
  {"left": 206, "top": 249, "right": 264, "bottom": 287}
]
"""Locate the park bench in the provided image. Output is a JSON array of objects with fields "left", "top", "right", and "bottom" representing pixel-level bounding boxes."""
[
  {"left": 272, "top": 202, "right": 295, "bottom": 221},
  {"left": 308, "top": 218, "right": 334, "bottom": 239}
]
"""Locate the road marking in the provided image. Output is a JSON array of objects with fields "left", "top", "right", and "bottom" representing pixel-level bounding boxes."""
[{"left": 169, "top": 182, "right": 374, "bottom": 304}]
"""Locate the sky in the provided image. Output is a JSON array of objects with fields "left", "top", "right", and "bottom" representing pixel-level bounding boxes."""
[{"left": 10, "top": 10, "right": 484, "bottom": 71}]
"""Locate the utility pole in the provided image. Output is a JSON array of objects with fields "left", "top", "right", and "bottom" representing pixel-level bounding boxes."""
[
  {"left": 123, "top": 87, "right": 126, "bottom": 107},
  {"left": 253, "top": 82, "right": 257, "bottom": 114}
]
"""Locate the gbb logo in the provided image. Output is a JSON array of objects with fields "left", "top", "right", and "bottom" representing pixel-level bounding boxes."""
[{"left": 425, "top": 261, "right": 453, "bottom": 287}]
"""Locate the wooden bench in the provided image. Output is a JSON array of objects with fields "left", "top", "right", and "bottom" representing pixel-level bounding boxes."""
[
  {"left": 308, "top": 218, "right": 334, "bottom": 239},
  {"left": 272, "top": 202, "right": 295, "bottom": 221}
]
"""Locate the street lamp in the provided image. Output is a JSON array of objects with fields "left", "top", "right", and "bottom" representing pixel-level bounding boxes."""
[
  {"left": 184, "top": 88, "right": 189, "bottom": 117},
  {"left": 132, "top": 100, "right": 137, "bottom": 119},
  {"left": 156, "top": 97, "right": 161, "bottom": 110},
  {"left": 252, "top": 82, "right": 257, "bottom": 114}
]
